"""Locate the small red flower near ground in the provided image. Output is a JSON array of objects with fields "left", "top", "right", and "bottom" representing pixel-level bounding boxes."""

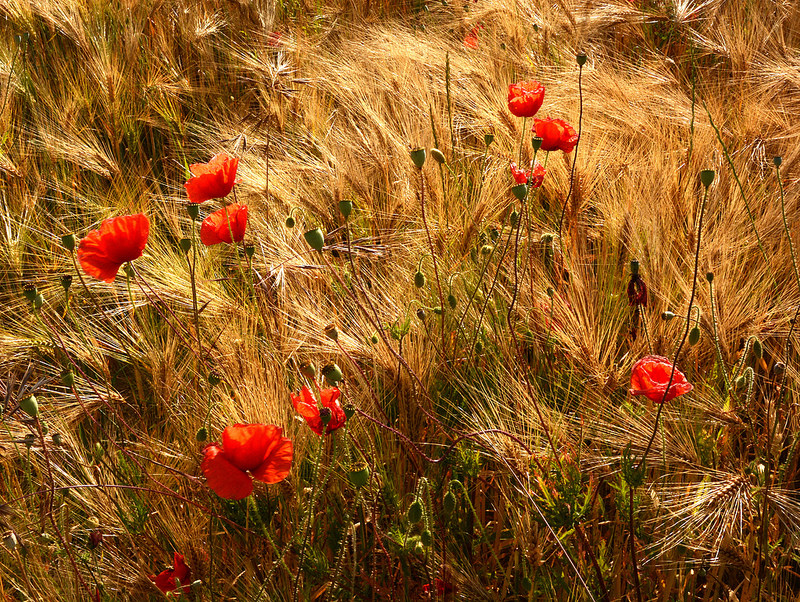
[
  {"left": 533, "top": 117, "right": 579, "bottom": 153},
  {"left": 291, "top": 386, "right": 347, "bottom": 436},
  {"left": 150, "top": 552, "right": 191, "bottom": 595},
  {"left": 509, "top": 161, "right": 529, "bottom": 184},
  {"left": 507, "top": 80, "right": 545, "bottom": 118},
  {"left": 77, "top": 214, "right": 150, "bottom": 282},
  {"left": 201, "top": 424, "right": 293, "bottom": 500},
  {"left": 200, "top": 203, "right": 248, "bottom": 246},
  {"left": 529, "top": 161, "right": 546, "bottom": 188},
  {"left": 510, "top": 161, "right": 546, "bottom": 187},
  {"left": 184, "top": 152, "right": 239, "bottom": 204},
  {"left": 630, "top": 355, "right": 693, "bottom": 403}
]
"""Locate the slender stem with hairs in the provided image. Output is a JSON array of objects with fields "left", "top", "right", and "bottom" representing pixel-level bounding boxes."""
[{"left": 557, "top": 60, "right": 585, "bottom": 259}]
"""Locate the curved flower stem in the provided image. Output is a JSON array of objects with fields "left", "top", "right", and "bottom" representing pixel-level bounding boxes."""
[
  {"left": 293, "top": 433, "right": 327, "bottom": 602},
  {"left": 557, "top": 61, "right": 584, "bottom": 261}
]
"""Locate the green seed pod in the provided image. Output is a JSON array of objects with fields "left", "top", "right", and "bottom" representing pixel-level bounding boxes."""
[
  {"left": 61, "top": 234, "right": 77, "bottom": 251},
  {"left": 348, "top": 462, "right": 370, "bottom": 489},
  {"left": 630, "top": 259, "right": 640, "bottom": 276},
  {"left": 22, "top": 283, "right": 37, "bottom": 302},
  {"left": 416, "top": 308, "right": 427, "bottom": 321},
  {"left": 300, "top": 362, "right": 317, "bottom": 379},
  {"left": 23, "top": 434, "right": 35, "bottom": 448},
  {"left": 661, "top": 311, "right": 676, "bottom": 321},
  {"left": 208, "top": 371, "right": 222, "bottom": 387},
  {"left": 86, "top": 516, "right": 100, "bottom": 530},
  {"left": 179, "top": 238, "right": 192, "bottom": 254},
  {"left": 196, "top": 427, "right": 208, "bottom": 442},
  {"left": 576, "top": 52, "right": 588, "bottom": 66},
  {"left": 40, "top": 423, "right": 48, "bottom": 436},
  {"left": 700, "top": 169, "right": 715, "bottom": 188},
  {"left": 285, "top": 216, "right": 295, "bottom": 228},
  {"left": 370, "top": 333, "right": 379, "bottom": 345},
  {"left": 322, "top": 363, "right": 343, "bottom": 386},
  {"left": 343, "top": 404, "right": 355, "bottom": 420},
  {"left": 484, "top": 133, "right": 494, "bottom": 147},
  {"left": 705, "top": 272, "right": 714, "bottom": 283},
  {"left": 689, "top": 326, "right": 701, "bottom": 346},
  {"left": 190, "top": 580, "right": 203, "bottom": 593},
  {"left": 186, "top": 203, "right": 200, "bottom": 221},
  {"left": 407, "top": 500, "right": 423, "bottom": 524},
  {"left": 414, "top": 270, "right": 426, "bottom": 288},
  {"left": 430, "top": 148, "right": 446, "bottom": 165},
  {"left": 734, "top": 375, "right": 746, "bottom": 390},
  {"left": 60, "top": 274, "right": 73, "bottom": 291},
  {"left": 19, "top": 396, "right": 38, "bottom": 419},
  {"left": 773, "top": 156, "right": 782, "bottom": 167},
  {"left": 752, "top": 338, "right": 763, "bottom": 359},
  {"left": 447, "top": 294, "right": 457, "bottom": 310},
  {"left": 244, "top": 244, "right": 255, "bottom": 259},
  {"left": 304, "top": 228, "right": 325, "bottom": 252},
  {"left": 61, "top": 369, "right": 74, "bottom": 387},
  {"left": 324, "top": 325, "right": 339, "bottom": 341},
  {"left": 319, "top": 407, "right": 332, "bottom": 427},
  {"left": 532, "top": 136, "right": 543, "bottom": 151},
  {"left": 510, "top": 210, "right": 519, "bottom": 227},
  {"left": 443, "top": 491, "right": 457, "bottom": 515},
  {"left": 338, "top": 200, "right": 353, "bottom": 218},
  {"left": 511, "top": 183, "right": 528, "bottom": 201},
  {"left": 522, "top": 576, "right": 533, "bottom": 591},
  {"left": 409, "top": 148, "right": 427, "bottom": 169},
  {"left": 52, "top": 433, "right": 63, "bottom": 446},
  {"left": 420, "top": 530, "right": 433, "bottom": 546}
]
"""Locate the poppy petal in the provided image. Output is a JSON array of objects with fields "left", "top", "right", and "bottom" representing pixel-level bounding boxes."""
[
  {"left": 200, "top": 204, "right": 248, "bottom": 246},
  {"left": 77, "top": 214, "right": 150, "bottom": 282},
  {"left": 221, "top": 424, "right": 277, "bottom": 472},
  {"left": 185, "top": 153, "right": 239, "bottom": 203},
  {"left": 251, "top": 428, "right": 293, "bottom": 484},
  {"left": 201, "top": 444, "right": 253, "bottom": 500}
]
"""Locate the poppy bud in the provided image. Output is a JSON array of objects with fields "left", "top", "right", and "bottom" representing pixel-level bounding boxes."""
[
  {"left": 474, "top": 340, "right": 483, "bottom": 354},
  {"left": 40, "top": 423, "right": 48, "bottom": 436},
  {"left": 61, "top": 234, "right": 76, "bottom": 251},
  {"left": 547, "top": 287, "right": 554, "bottom": 298},
  {"left": 443, "top": 490, "right": 456, "bottom": 514},
  {"left": 430, "top": 148, "right": 447, "bottom": 165},
  {"left": 22, "top": 433, "right": 35, "bottom": 448},
  {"left": 207, "top": 371, "right": 222, "bottom": 386},
  {"left": 88, "top": 530, "right": 103, "bottom": 549},
  {"left": 52, "top": 432, "right": 63, "bottom": 446},
  {"left": 532, "top": 136, "right": 543, "bottom": 151},
  {"left": 22, "top": 283, "right": 37, "bottom": 302},
  {"left": 416, "top": 308, "right": 427, "bottom": 321},
  {"left": 19, "top": 395, "right": 38, "bottom": 419},
  {"left": 179, "top": 238, "right": 192, "bottom": 254},
  {"left": 662, "top": 311, "right": 675, "bottom": 321},
  {"left": 244, "top": 244, "right": 255, "bottom": 259},
  {"left": 433, "top": 306, "right": 442, "bottom": 315},
  {"left": 773, "top": 156, "right": 782, "bottom": 167},
  {"left": 285, "top": 216, "right": 295, "bottom": 228},
  {"left": 689, "top": 326, "right": 701, "bottom": 346},
  {"left": 324, "top": 324, "right": 339, "bottom": 341},
  {"left": 33, "top": 293, "right": 44, "bottom": 310},
  {"left": 186, "top": 203, "right": 200, "bottom": 220},
  {"left": 300, "top": 362, "right": 317, "bottom": 379},
  {"left": 705, "top": 272, "right": 714, "bottom": 283},
  {"left": 512, "top": 183, "right": 528, "bottom": 201},
  {"left": 196, "top": 427, "right": 208, "bottom": 442},
  {"left": 734, "top": 375, "right": 746, "bottom": 390},
  {"left": 3, "top": 532, "right": 17, "bottom": 552},
  {"left": 60, "top": 274, "right": 73, "bottom": 292},
  {"left": 773, "top": 362, "right": 786, "bottom": 375},
  {"left": 304, "top": 228, "right": 325, "bottom": 251},
  {"left": 370, "top": 333, "right": 379, "bottom": 345},
  {"left": 447, "top": 294, "right": 457, "bottom": 310},
  {"left": 743, "top": 366, "right": 754, "bottom": 382},
  {"left": 510, "top": 210, "right": 519, "bottom": 227},
  {"left": 407, "top": 500, "right": 423, "bottom": 523},
  {"left": 484, "top": 133, "right": 494, "bottom": 146},
  {"left": 700, "top": 169, "right": 715, "bottom": 188},
  {"left": 630, "top": 259, "right": 640, "bottom": 276},
  {"left": 576, "top": 52, "right": 587, "bottom": 66},
  {"left": 421, "top": 530, "right": 433, "bottom": 546},
  {"left": 414, "top": 270, "right": 426, "bottom": 288},
  {"left": 481, "top": 245, "right": 493, "bottom": 256},
  {"left": 752, "top": 338, "right": 763, "bottom": 359},
  {"left": 343, "top": 404, "right": 355, "bottom": 420},
  {"left": 322, "top": 363, "right": 343, "bottom": 385},
  {"left": 409, "top": 148, "right": 427, "bottom": 169},
  {"left": 414, "top": 541, "right": 425, "bottom": 556},
  {"left": 61, "top": 369, "right": 74, "bottom": 387},
  {"left": 338, "top": 200, "right": 353, "bottom": 218},
  {"left": 348, "top": 462, "right": 370, "bottom": 489}
]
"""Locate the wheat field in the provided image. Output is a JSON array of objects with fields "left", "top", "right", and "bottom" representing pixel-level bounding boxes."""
[{"left": 1, "top": 0, "right": 799, "bottom": 600}]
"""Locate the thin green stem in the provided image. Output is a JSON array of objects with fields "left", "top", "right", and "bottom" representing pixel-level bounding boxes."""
[{"left": 293, "top": 433, "right": 327, "bottom": 602}]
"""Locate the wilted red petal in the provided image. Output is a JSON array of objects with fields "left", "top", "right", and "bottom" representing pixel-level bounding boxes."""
[
  {"left": 77, "top": 214, "right": 150, "bottom": 282},
  {"left": 149, "top": 553, "right": 191, "bottom": 594},
  {"left": 200, "top": 204, "right": 248, "bottom": 246},
  {"left": 630, "top": 355, "right": 693, "bottom": 403},
  {"left": 200, "top": 444, "right": 253, "bottom": 500},
  {"left": 530, "top": 161, "right": 546, "bottom": 188},
  {"left": 185, "top": 153, "right": 239, "bottom": 203},
  {"left": 509, "top": 161, "right": 530, "bottom": 184},
  {"left": 291, "top": 386, "right": 346, "bottom": 436},
  {"left": 251, "top": 427, "right": 293, "bottom": 484},
  {"left": 507, "top": 80, "right": 544, "bottom": 118}
]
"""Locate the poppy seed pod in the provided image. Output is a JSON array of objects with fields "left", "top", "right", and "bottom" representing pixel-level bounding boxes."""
[
  {"left": 22, "top": 283, "right": 37, "bottom": 302},
  {"left": 179, "top": 238, "right": 192, "bottom": 254},
  {"left": 208, "top": 371, "right": 222, "bottom": 386},
  {"left": 409, "top": 148, "right": 427, "bottom": 169},
  {"left": 475, "top": 340, "right": 483, "bottom": 354},
  {"left": 481, "top": 245, "right": 493, "bottom": 256},
  {"left": 322, "top": 363, "right": 343, "bottom": 385},
  {"left": 700, "top": 169, "right": 715, "bottom": 188},
  {"left": 300, "top": 362, "right": 317, "bottom": 379},
  {"left": 348, "top": 462, "right": 370, "bottom": 489},
  {"left": 532, "top": 136, "right": 543, "bottom": 151},
  {"left": 705, "top": 272, "right": 714, "bottom": 283},
  {"left": 324, "top": 324, "right": 339, "bottom": 342},
  {"left": 60, "top": 274, "right": 73, "bottom": 292},
  {"left": 414, "top": 270, "right": 426, "bottom": 288},
  {"left": 244, "top": 244, "right": 255, "bottom": 259},
  {"left": 61, "top": 369, "right": 74, "bottom": 387},
  {"left": 576, "top": 52, "right": 587, "bottom": 66},
  {"left": 430, "top": 148, "right": 447, "bottom": 165},
  {"left": 511, "top": 183, "right": 528, "bottom": 201},
  {"left": 304, "top": 228, "right": 325, "bottom": 251},
  {"left": 318, "top": 407, "right": 332, "bottom": 427},
  {"left": 19, "top": 395, "right": 38, "bottom": 418},
  {"left": 343, "top": 404, "right": 355, "bottom": 420},
  {"left": 689, "top": 326, "right": 701, "bottom": 346},
  {"left": 186, "top": 203, "right": 200, "bottom": 221},
  {"left": 338, "top": 200, "right": 353, "bottom": 218},
  {"left": 484, "top": 133, "right": 494, "bottom": 146},
  {"left": 630, "top": 259, "right": 640, "bottom": 276},
  {"left": 285, "top": 216, "right": 295, "bottom": 228},
  {"left": 773, "top": 156, "right": 782, "bottom": 167},
  {"left": 407, "top": 500, "right": 423, "bottom": 523},
  {"left": 196, "top": 427, "right": 208, "bottom": 442},
  {"left": 61, "top": 234, "right": 76, "bottom": 251},
  {"left": 416, "top": 308, "right": 427, "bottom": 321},
  {"left": 23, "top": 433, "right": 36, "bottom": 448}
]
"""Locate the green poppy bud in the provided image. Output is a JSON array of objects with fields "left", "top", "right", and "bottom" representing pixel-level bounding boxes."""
[
  {"left": 773, "top": 362, "right": 786, "bottom": 375},
  {"left": 324, "top": 324, "right": 339, "bottom": 341},
  {"left": 420, "top": 530, "right": 432, "bottom": 546},
  {"left": 304, "top": 228, "right": 325, "bottom": 251},
  {"left": 512, "top": 183, "right": 528, "bottom": 201},
  {"left": 186, "top": 203, "right": 200, "bottom": 220},
  {"left": 484, "top": 133, "right": 494, "bottom": 146},
  {"left": 285, "top": 216, "right": 295, "bottom": 228},
  {"left": 430, "top": 148, "right": 447, "bottom": 165},
  {"left": 700, "top": 169, "right": 715, "bottom": 188},
  {"left": 300, "top": 362, "right": 317, "bottom": 379},
  {"left": 705, "top": 272, "right": 714, "bottom": 283},
  {"left": 191, "top": 580, "right": 203, "bottom": 593},
  {"left": 510, "top": 210, "right": 519, "bottom": 227},
  {"left": 33, "top": 293, "right": 43, "bottom": 310},
  {"left": 19, "top": 396, "right": 38, "bottom": 419},
  {"left": 61, "top": 234, "right": 76, "bottom": 251},
  {"left": 414, "top": 540, "right": 425, "bottom": 556},
  {"left": 416, "top": 308, "right": 426, "bottom": 321},
  {"left": 414, "top": 270, "right": 426, "bottom": 288},
  {"left": 370, "top": 333, "right": 379, "bottom": 345},
  {"left": 338, "top": 200, "right": 353, "bottom": 218},
  {"left": 407, "top": 500, "right": 423, "bottom": 523},
  {"left": 546, "top": 287, "right": 555, "bottom": 298},
  {"left": 196, "top": 427, "right": 208, "bottom": 442},
  {"left": 433, "top": 306, "right": 442, "bottom": 315},
  {"left": 689, "top": 326, "right": 701, "bottom": 346},
  {"left": 23, "top": 434, "right": 35, "bottom": 448},
  {"left": 40, "top": 423, "right": 48, "bottom": 436},
  {"left": 348, "top": 462, "right": 370, "bottom": 489},
  {"left": 409, "top": 148, "right": 426, "bottom": 169},
  {"left": 179, "top": 238, "right": 192, "bottom": 254},
  {"left": 447, "top": 294, "right": 457, "bottom": 310},
  {"left": 443, "top": 490, "right": 456, "bottom": 514},
  {"left": 752, "top": 338, "right": 763, "bottom": 359},
  {"left": 52, "top": 433, "right": 63, "bottom": 446}
]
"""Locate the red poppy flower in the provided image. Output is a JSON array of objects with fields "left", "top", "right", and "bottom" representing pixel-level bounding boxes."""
[
  {"left": 184, "top": 152, "right": 239, "bottom": 204},
  {"left": 77, "top": 214, "right": 150, "bottom": 282},
  {"left": 201, "top": 424, "right": 293, "bottom": 500},
  {"left": 507, "top": 80, "right": 545, "bottom": 118},
  {"left": 510, "top": 161, "right": 546, "bottom": 187},
  {"left": 200, "top": 204, "right": 248, "bottom": 246},
  {"left": 150, "top": 552, "right": 191, "bottom": 595},
  {"left": 629, "top": 355, "right": 693, "bottom": 403},
  {"left": 464, "top": 25, "right": 480, "bottom": 49},
  {"left": 291, "top": 386, "right": 347, "bottom": 436},
  {"left": 627, "top": 274, "right": 648, "bottom": 306},
  {"left": 533, "top": 117, "right": 579, "bottom": 153},
  {"left": 510, "top": 161, "right": 529, "bottom": 184},
  {"left": 423, "top": 578, "right": 455, "bottom": 595}
]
